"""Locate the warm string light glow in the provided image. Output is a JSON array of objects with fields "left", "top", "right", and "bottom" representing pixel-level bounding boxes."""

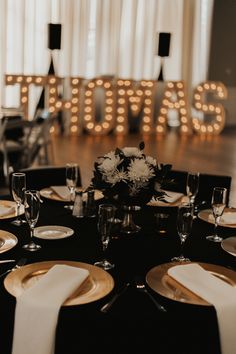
[
  {"left": 156, "top": 81, "right": 191, "bottom": 135},
  {"left": 83, "top": 78, "right": 115, "bottom": 135},
  {"left": 115, "top": 79, "right": 155, "bottom": 135},
  {"left": 192, "top": 81, "right": 227, "bottom": 135},
  {"left": 5, "top": 74, "right": 227, "bottom": 136}
]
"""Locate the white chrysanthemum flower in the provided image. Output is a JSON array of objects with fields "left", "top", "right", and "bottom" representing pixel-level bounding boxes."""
[
  {"left": 127, "top": 159, "right": 155, "bottom": 182},
  {"left": 122, "top": 147, "right": 143, "bottom": 157},
  {"left": 146, "top": 156, "right": 157, "bottom": 166},
  {"left": 98, "top": 154, "right": 121, "bottom": 173},
  {"left": 105, "top": 170, "right": 127, "bottom": 185}
]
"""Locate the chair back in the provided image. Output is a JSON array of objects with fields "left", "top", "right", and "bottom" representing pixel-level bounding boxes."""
[{"left": 15, "top": 165, "right": 82, "bottom": 190}]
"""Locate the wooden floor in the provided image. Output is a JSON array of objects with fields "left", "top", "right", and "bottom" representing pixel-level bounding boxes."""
[{"left": 50, "top": 127, "right": 236, "bottom": 206}]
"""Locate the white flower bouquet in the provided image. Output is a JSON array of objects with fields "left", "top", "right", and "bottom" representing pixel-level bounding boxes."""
[{"left": 91, "top": 142, "right": 172, "bottom": 206}]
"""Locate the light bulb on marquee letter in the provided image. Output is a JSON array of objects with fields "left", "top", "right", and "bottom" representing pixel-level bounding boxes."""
[
  {"left": 83, "top": 77, "right": 115, "bottom": 135},
  {"left": 192, "top": 81, "right": 227, "bottom": 135},
  {"left": 115, "top": 79, "right": 156, "bottom": 135},
  {"left": 156, "top": 81, "right": 191, "bottom": 135}
]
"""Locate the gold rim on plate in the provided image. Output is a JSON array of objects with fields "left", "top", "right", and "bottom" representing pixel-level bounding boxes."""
[
  {"left": 0, "top": 230, "right": 18, "bottom": 253},
  {"left": 40, "top": 187, "right": 103, "bottom": 202},
  {"left": 34, "top": 225, "right": 74, "bottom": 240},
  {"left": 221, "top": 237, "right": 236, "bottom": 257},
  {"left": 198, "top": 208, "right": 236, "bottom": 228},
  {"left": 4, "top": 260, "right": 114, "bottom": 306},
  {"left": 146, "top": 261, "right": 236, "bottom": 306},
  {"left": 0, "top": 200, "right": 24, "bottom": 220}
]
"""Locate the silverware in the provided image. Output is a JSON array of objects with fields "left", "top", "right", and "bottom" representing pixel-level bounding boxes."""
[
  {"left": 0, "top": 257, "right": 27, "bottom": 279},
  {"left": 135, "top": 277, "right": 167, "bottom": 313},
  {"left": 100, "top": 282, "right": 130, "bottom": 313},
  {"left": 0, "top": 259, "right": 15, "bottom": 264}
]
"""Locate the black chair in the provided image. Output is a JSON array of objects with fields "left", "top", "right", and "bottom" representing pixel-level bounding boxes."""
[
  {"left": 12, "top": 165, "right": 82, "bottom": 190},
  {"left": 164, "top": 169, "right": 232, "bottom": 206}
]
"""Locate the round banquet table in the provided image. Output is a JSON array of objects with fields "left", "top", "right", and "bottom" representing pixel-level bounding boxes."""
[{"left": 0, "top": 195, "right": 236, "bottom": 354}]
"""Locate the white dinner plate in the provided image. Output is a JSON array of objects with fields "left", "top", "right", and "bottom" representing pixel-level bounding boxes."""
[
  {"left": 34, "top": 225, "right": 74, "bottom": 240},
  {"left": 221, "top": 237, "right": 236, "bottom": 257}
]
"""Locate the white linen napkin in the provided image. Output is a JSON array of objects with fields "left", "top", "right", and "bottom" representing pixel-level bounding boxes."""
[
  {"left": 50, "top": 186, "right": 70, "bottom": 200},
  {"left": 168, "top": 263, "right": 236, "bottom": 354},
  {"left": 12, "top": 264, "right": 89, "bottom": 354},
  {"left": 149, "top": 190, "right": 184, "bottom": 206},
  {"left": 0, "top": 204, "right": 15, "bottom": 217},
  {"left": 209, "top": 212, "right": 236, "bottom": 225}
]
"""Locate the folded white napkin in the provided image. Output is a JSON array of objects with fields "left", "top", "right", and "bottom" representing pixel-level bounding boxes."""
[
  {"left": 168, "top": 263, "right": 236, "bottom": 354},
  {"left": 0, "top": 204, "right": 15, "bottom": 217},
  {"left": 149, "top": 190, "right": 184, "bottom": 206},
  {"left": 12, "top": 264, "right": 89, "bottom": 354},
  {"left": 50, "top": 186, "right": 70, "bottom": 200},
  {"left": 209, "top": 212, "right": 236, "bottom": 225}
]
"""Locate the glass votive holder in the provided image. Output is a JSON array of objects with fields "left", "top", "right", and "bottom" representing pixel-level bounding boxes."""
[{"left": 154, "top": 213, "right": 169, "bottom": 234}]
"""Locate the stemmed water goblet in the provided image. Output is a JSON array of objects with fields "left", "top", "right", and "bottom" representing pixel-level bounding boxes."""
[
  {"left": 206, "top": 187, "right": 227, "bottom": 242},
  {"left": 65, "top": 163, "right": 78, "bottom": 210},
  {"left": 22, "top": 190, "right": 41, "bottom": 251},
  {"left": 186, "top": 172, "right": 200, "bottom": 208},
  {"left": 11, "top": 172, "right": 26, "bottom": 226},
  {"left": 94, "top": 204, "right": 116, "bottom": 270},
  {"left": 171, "top": 203, "right": 194, "bottom": 262}
]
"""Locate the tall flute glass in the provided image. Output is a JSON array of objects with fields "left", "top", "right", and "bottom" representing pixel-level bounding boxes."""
[
  {"left": 11, "top": 172, "right": 26, "bottom": 226},
  {"left": 206, "top": 187, "right": 227, "bottom": 242},
  {"left": 186, "top": 172, "right": 200, "bottom": 207},
  {"left": 171, "top": 203, "right": 194, "bottom": 262},
  {"left": 94, "top": 204, "right": 115, "bottom": 270},
  {"left": 65, "top": 163, "right": 78, "bottom": 210},
  {"left": 23, "top": 190, "right": 41, "bottom": 251}
]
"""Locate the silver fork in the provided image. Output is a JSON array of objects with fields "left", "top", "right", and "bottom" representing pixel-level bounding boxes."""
[
  {"left": 135, "top": 277, "right": 167, "bottom": 313},
  {"left": 0, "top": 258, "right": 27, "bottom": 279}
]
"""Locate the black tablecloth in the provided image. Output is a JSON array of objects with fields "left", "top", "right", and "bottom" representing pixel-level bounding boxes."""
[{"left": 0, "top": 197, "right": 235, "bottom": 354}]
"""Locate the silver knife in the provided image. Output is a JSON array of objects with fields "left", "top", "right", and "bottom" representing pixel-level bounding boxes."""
[
  {"left": 100, "top": 282, "right": 130, "bottom": 313},
  {"left": 0, "top": 260, "right": 15, "bottom": 264},
  {"left": 0, "top": 258, "right": 27, "bottom": 279}
]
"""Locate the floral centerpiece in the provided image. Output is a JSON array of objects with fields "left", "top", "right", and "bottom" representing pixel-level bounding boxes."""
[{"left": 91, "top": 142, "right": 172, "bottom": 206}]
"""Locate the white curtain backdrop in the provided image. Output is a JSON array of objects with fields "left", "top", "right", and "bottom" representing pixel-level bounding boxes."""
[{"left": 0, "top": 0, "right": 214, "bottom": 118}]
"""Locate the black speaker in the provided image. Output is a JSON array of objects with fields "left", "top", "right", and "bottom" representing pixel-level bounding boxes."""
[
  {"left": 158, "top": 32, "right": 171, "bottom": 57},
  {"left": 48, "top": 23, "right": 61, "bottom": 50}
]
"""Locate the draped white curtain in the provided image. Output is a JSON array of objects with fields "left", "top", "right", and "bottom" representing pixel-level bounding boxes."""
[{"left": 0, "top": 0, "right": 214, "bottom": 118}]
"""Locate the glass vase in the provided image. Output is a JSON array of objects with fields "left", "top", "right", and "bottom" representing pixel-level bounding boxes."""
[{"left": 120, "top": 205, "right": 141, "bottom": 234}]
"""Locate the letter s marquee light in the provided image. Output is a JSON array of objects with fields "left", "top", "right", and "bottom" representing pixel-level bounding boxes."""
[{"left": 192, "top": 81, "right": 227, "bottom": 135}]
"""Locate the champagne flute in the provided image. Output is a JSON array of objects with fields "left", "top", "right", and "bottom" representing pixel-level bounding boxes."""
[
  {"left": 206, "top": 187, "right": 227, "bottom": 242},
  {"left": 65, "top": 163, "right": 78, "bottom": 210},
  {"left": 94, "top": 204, "right": 115, "bottom": 270},
  {"left": 23, "top": 190, "right": 41, "bottom": 251},
  {"left": 186, "top": 172, "right": 200, "bottom": 206},
  {"left": 11, "top": 172, "right": 26, "bottom": 226},
  {"left": 171, "top": 203, "right": 194, "bottom": 262}
]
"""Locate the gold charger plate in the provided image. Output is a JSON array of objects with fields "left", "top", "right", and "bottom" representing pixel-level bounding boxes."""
[
  {"left": 4, "top": 260, "right": 114, "bottom": 306},
  {"left": 146, "top": 262, "right": 236, "bottom": 306},
  {"left": 221, "top": 237, "right": 236, "bottom": 257},
  {"left": 0, "top": 230, "right": 18, "bottom": 253},
  {"left": 198, "top": 208, "right": 236, "bottom": 228},
  {"left": 0, "top": 200, "right": 24, "bottom": 220},
  {"left": 40, "top": 187, "right": 103, "bottom": 202}
]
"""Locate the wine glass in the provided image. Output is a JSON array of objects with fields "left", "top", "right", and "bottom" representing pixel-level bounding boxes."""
[
  {"left": 186, "top": 172, "right": 200, "bottom": 207},
  {"left": 11, "top": 172, "right": 26, "bottom": 226},
  {"left": 206, "top": 187, "right": 227, "bottom": 242},
  {"left": 22, "top": 190, "right": 41, "bottom": 251},
  {"left": 65, "top": 163, "right": 78, "bottom": 210},
  {"left": 94, "top": 204, "right": 116, "bottom": 270},
  {"left": 171, "top": 203, "right": 194, "bottom": 262}
]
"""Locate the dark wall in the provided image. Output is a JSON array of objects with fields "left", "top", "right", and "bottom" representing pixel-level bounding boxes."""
[{"left": 208, "top": 0, "right": 236, "bottom": 86}]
